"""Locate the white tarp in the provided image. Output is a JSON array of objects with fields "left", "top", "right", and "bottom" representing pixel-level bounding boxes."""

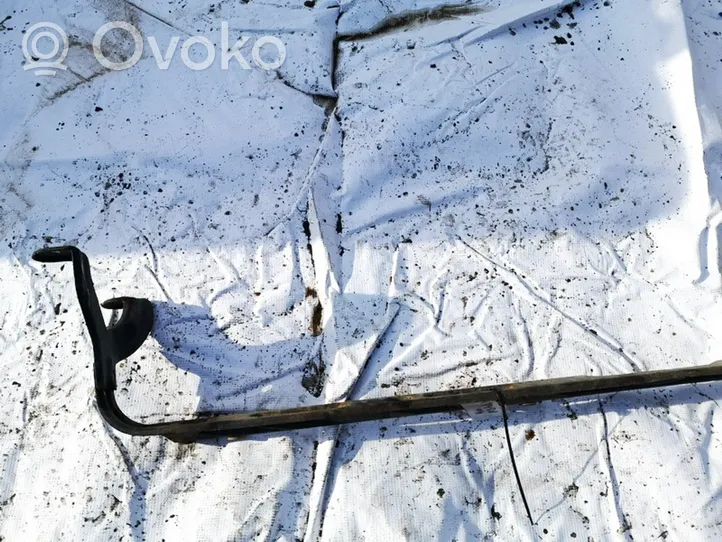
[{"left": 1, "top": 0, "right": 722, "bottom": 539}]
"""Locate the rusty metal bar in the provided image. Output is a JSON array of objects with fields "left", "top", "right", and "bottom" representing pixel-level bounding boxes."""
[{"left": 33, "top": 246, "right": 722, "bottom": 443}]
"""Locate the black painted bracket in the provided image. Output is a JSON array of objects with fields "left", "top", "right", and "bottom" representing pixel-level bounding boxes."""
[{"left": 33, "top": 246, "right": 722, "bottom": 444}]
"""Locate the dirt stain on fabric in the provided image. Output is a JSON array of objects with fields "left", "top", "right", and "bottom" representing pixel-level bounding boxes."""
[
  {"left": 302, "top": 353, "right": 326, "bottom": 397},
  {"left": 310, "top": 302, "right": 323, "bottom": 336}
]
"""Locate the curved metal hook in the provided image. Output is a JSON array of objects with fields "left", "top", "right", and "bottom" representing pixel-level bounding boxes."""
[
  {"left": 33, "top": 247, "right": 155, "bottom": 438},
  {"left": 34, "top": 246, "right": 154, "bottom": 390}
]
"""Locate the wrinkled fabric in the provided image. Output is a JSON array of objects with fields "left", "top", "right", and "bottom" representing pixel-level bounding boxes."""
[{"left": 1, "top": 0, "right": 722, "bottom": 540}]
